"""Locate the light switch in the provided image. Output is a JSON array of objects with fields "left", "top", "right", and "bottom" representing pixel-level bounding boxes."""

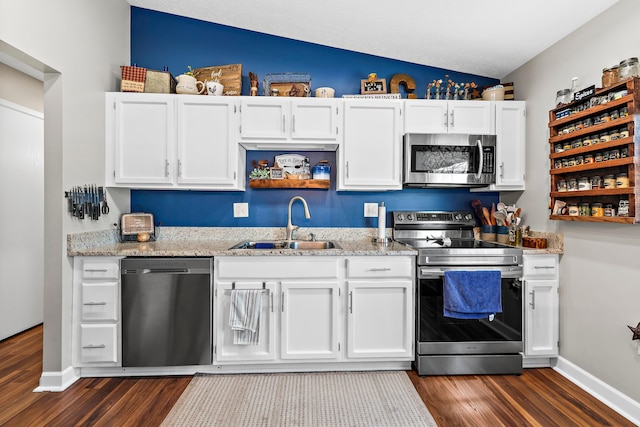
[
  {"left": 233, "top": 203, "right": 249, "bottom": 218},
  {"left": 364, "top": 203, "right": 378, "bottom": 217}
]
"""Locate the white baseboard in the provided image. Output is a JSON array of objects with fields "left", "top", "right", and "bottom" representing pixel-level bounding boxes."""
[
  {"left": 554, "top": 356, "right": 640, "bottom": 425},
  {"left": 33, "top": 366, "right": 79, "bottom": 392}
]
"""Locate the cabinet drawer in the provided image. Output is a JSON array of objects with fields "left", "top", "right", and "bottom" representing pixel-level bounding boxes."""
[
  {"left": 217, "top": 257, "right": 340, "bottom": 279},
  {"left": 79, "top": 324, "right": 118, "bottom": 364},
  {"left": 346, "top": 257, "right": 413, "bottom": 278},
  {"left": 523, "top": 255, "right": 558, "bottom": 278},
  {"left": 82, "top": 260, "right": 120, "bottom": 280},
  {"left": 81, "top": 282, "right": 118, "bottom": 321}
]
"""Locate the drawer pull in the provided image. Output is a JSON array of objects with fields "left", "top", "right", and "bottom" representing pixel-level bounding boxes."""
[
  {"left": 83, "top": 302, "right": 107, "bottom": 306},
  {"left": 82, "top": 344, "right": 106, "bottom": 349},
  {"left": 85, "top": 268, "right": 109, "bottom": 273},
  {"left": 533, "top": 266, "right": 555, "bottom": 269},
  {"left": 369, "top": 267, "right": 391, "bottom": 272}
]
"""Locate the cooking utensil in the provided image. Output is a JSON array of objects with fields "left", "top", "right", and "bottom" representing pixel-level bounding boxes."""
[
  {"left": 471, "top": 199, "right": 486, "bottom": 224},
  {"left": 493, "top": 210, "right": 507, "bottom": 225},
  {"left": 482, "top": 207, "right": 492, "bottom": 225},
  {"left": 101, "top": 187, "right": 109, "bottom": 214},
  {"left": 490, "top": 203, "right": 496, "bottom": 225}
]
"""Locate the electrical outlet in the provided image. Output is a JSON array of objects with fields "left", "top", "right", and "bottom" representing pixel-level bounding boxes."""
[
  {"left": 364, "top": 203, "right": 378, "bottom": 217},
  {"left": 233, "top": 202, "right": 249, "bottom": 218}
]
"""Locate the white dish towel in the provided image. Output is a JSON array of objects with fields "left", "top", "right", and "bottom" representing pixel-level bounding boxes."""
[{"left": 229, "top": 289, "right": 262, "bottom": 345}]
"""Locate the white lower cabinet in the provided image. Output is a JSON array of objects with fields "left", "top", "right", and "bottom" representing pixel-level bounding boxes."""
[
  {"left": 523, "top": 254, "right": 559, "bottom": 366},
  {"left": 214, "top": 255, "right": 414, "bottom": 366},
  {"left": 73, "top": 257, "right": 122, "bottom": 367}
]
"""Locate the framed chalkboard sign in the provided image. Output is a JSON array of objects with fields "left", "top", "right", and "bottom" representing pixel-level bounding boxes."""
[
  {"left": 361, "top": 78, "right": 387, "bottom": 94},
  {"left": 270, "top": 167, "right": 284, "bottom": 179}
]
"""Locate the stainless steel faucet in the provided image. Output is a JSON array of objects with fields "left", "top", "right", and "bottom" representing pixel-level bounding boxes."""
[{"left": 286, "top": 196, "right": 311, "bottom": 241}]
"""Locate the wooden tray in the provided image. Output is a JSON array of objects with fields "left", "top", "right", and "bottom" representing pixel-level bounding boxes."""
[{"left": 193, "top": 64, "right": 242, "bottom": 96}]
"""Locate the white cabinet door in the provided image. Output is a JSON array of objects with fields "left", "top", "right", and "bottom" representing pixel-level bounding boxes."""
[
  {"left": 339, "top": 100, "right": 402, "bottom": 190},
  {"left": 176, "top": 97, "right": 241, "bottom": 188},
  {"left": 523, "top": 254, "right": 559, "bottom": 359},
  {"left": 239, "top": 97, "right": 290, "bottom": 140},
  {"left": 215, "top": 281, "right": 277, "bottom": 362},
  {"left": 524, "top": 278, "right": 559, "bottom": 357},
  {"left": 494, "top": 101, "right": 526, "bottom": 189},
  {"left": 290, "top": 98, "right": 340, "bottom": 140},
  {"left": 79, "top": 324, "right": 119, "bottom": 364},
  {"left": 346, "top": 280, "right": 413, "bottom": 359},
  {"left": 112, "top": 94, "right": 174, "bottom": 184},
  {"left": 404, "top": 100, "right": 493, "bottom": 134},
  {"left": 280, "top": 280, "right": 340, "bottom": 360}
]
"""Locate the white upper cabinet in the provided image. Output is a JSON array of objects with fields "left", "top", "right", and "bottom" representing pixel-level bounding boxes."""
[
  {"left": 106, "top": 93, "right": 244, "bottom": 190},
  {"left": 472, "top": 101, "right": 526, "bottom": 191},
  {"left": 110, "top": 93, "right": 174, "bottom": 185},
  {"left": 176, "top": 97, "right": 241, "bottom": 188},
  {"left": 238, "top": 98, "right": 341, "bottom": 150},
  {"left": 404, "top": 100, "right": 494, "bottom": 135},
  {"left": 338, "top": 100, "right": 402, "bottom": 191}
]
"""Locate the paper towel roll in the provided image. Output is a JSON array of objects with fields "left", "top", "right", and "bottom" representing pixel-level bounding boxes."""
[{"left": 377, "top": 202, "right": 386, "bottom": 239}]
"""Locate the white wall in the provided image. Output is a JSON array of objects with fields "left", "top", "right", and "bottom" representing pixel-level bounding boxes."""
[
  {"left": 505, "top": 0, "right": 640, "bottom": 402},
  {"left": 0, "top": 0, "right": 130, "bottom": 383}
]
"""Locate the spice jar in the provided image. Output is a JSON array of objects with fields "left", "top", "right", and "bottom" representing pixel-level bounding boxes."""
[
  {"left": 620, "top": 107, "right": 629, "bottom": 118},
  {"left": 582, "top": 136, "right": 593, "bottom": 147},
  {"left": 578, "top": 177, "right": 590, "bottom": 190},
  {"left": 555, "top": 89, "right": 571, "bottom": 106},
  {"left": 555, "top": 143, "right": 563, "bottom": 153},
  {"left": 620, "top": 128, "right": 629, "bottom": 139},
  {"left": 616, "top": 172, "right": 629, "bottom": 188},
  {"left": 618, "top": 57, "right": 640, "bottom": 81},
  {"left": 610, "top": 129, "right": 620, "bottom": 140},
  {"left": 603, "top": 174, "right": 617, "bottom": 189},
  {"left": 609, "top": 149, "right": 620, "bottom": 159},
  {"left": 575, "top": 155, "right": 584, "bottom": 166},
  {"left": 600, "top": 133, "right": 611, "bottom": 143},
  {"left": 584, "top": 154, "right": 594, "bottom": 164},
  {"left": 590, "top": 175, "right": 601, "bottom": 188},
  {"left": 563, "top": 141, "right": 572, "bottom": 151},
  {"left": 610, "top": 110, "right": 619, "bottom": 121},
  {"left": 571, "top": 139, "right": 582, "bottom": 149},
  {"left": 567, "top": 178, "right": 578, "bottom": 191},
  {"left": 568, "top": 203, "right": 579, "bottom": 216},
  {"left": 579, "top": 203, "right": 591, "bottom": 216},
  {"left": 621, "top": 147, "right": 628, "bottom": 158},
  {"left": 554, "top": 159, "right": 563, "bottom": 169},
  {"left": 557, "top": 179, "right": 567, "bottom": 192},
  {"left": 583, "top": 118, "right": 593, "bottom": 128},
  {"left": 602, "top": 66, "right": 619, "bottom": 87},
  {"left": 604, "top": 204, "right": 616, "bottom": 217},
  {"left": 595, "top": 152, "right": 604, "bottom": 162},
  {"left": 591, "top": 203, "right": 604, "bottom": 217}
]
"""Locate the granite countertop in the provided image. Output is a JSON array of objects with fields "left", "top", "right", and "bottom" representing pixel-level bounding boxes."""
[{"left": 68, "top": 227, "right": 417, "bottom": 257}]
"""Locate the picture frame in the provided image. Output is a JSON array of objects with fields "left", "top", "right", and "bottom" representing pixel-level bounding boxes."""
[
  {"left": 270, "top": 167, "right": 284, "bottom": 180},
  {"left": 361, "top": 78, "right": 387, "bottom": 94}
]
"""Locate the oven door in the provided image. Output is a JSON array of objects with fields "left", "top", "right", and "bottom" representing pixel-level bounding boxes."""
[
  {"left": 403, "top": 133, "right": 496, "bottom": 187},
  {"left": 416, "top": 265, "right": 523, "bottom": 355}
]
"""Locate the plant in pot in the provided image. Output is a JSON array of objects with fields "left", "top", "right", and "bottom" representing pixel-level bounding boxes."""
[{"left": 176, "top": 66, "right": 204, "bottom": 94}]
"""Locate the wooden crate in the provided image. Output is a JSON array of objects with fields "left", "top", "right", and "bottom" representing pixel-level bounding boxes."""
[
  {"left": 193, "top": 64, "right": 242, "bottom": 96},
  {"left": 144, "top": 70, "right": 176, "bottom": 94}
]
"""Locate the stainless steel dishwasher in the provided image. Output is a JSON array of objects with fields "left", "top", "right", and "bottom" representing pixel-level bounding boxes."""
[{"left": 121, "top": 257, "right": 212, "bottom": 367}]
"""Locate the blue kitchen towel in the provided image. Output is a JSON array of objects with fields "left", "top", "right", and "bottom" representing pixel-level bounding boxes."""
[{"left": 443, "top": 270, "right": 502, "bottom": 319}]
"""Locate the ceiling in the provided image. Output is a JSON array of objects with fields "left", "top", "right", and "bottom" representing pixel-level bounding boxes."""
[{"left": 127, "top": 0, "right": 619, "bottom": 79}]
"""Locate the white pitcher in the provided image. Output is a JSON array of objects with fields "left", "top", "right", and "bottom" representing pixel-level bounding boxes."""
[{"left": 176, "top": 74, "right": 204, "bottom": 94}]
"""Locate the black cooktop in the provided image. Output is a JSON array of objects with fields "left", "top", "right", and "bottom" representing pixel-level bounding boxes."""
[{"left": 396, "top": 238, "right": 512, "bottom": 250}]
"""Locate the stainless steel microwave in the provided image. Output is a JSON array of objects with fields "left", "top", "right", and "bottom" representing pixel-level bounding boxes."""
[{"left": 403, "top": 133, "right": 496, "bottom": 187}]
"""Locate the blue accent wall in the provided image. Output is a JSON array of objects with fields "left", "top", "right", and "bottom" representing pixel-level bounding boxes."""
[{"left": 129, "top": 7, "right": 500, "bottom": 228}]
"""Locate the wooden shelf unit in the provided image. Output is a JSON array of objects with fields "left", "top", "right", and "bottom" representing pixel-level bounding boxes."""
[
  {"left": 249, "top": 179, "right": 330, "bottom": 189},
  {"left": 548, "top": 77, "right": 640, "bottom": 223}
]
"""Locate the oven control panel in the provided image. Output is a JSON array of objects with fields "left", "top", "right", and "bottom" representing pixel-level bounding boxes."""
[{"left": 393, "top": 211, "right": 475, "bottom": 225}]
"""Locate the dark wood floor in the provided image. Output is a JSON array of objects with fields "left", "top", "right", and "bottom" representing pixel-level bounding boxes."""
[{"left": 0, "top": 325, "right": 634, "bottom": 426}]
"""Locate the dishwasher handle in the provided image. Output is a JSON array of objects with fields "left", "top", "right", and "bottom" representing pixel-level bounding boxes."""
[{"left": 122, "top": 268, "right": 190, "bottom": 274}]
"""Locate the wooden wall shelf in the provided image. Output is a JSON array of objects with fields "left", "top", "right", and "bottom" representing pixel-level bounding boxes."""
[
  {"left": 249, "top": 179, "right": 330, "bottom": 189},
  {"left": 548, "top": 77, "right": 640, "bottom": 223}
]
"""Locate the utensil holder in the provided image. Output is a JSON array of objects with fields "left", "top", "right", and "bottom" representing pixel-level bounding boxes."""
[
  {"left": 481, "top": 225, "right": 496, "bottom": 242},
  {"left": 497, "top": 226, "right": 509, "bottom": 244}
]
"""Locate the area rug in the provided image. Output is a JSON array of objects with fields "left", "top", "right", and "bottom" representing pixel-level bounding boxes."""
[{"left": 160, "top": 371, "right": 437, "bottom": 427}]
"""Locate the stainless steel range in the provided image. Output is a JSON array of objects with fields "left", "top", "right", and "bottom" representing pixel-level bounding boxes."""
[{"left": 393, "top": 211, "right": 524, "bottom": 376}]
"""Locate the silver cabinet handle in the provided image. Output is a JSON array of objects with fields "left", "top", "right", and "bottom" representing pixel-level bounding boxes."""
[
  {"left": 534, "top": 266, "right": 555, "bottom": 269},
  {"left": 345, "top": 161, "right": 349, "bottom": 178},
  {"left": 292, "top": 115, "right": 296, "bottom": 133},
  {"left": 349, "top": 291, "right": 353, "bottom": 314},
  {"left": 84, "top": 268, "right": 108, "bottom": 273},
  {"left": 281, "top": 291, "right": 285, "bottom": 312},
  {"left": 270, "top": 292, "right": 274, "bottom": 313},
  {"left": 529, "top": 291, "right": 536, "bottom": 310},
  {"left": 178, "top": 159, "right": 182, "bottom": 177},
  {"left": 83, "top": 302, "right": 107, "bottom": 306},
  {"left": 165, "top": 159, "right": 170, "bottom": 177},
  {"left": 282, "top": 115, "right": 285, "bottom": 133},
  {"left": 443, "top": 111, "right": 448, "bottom": 129},
  {"left": 450, "top": 110, "right": 455, "bottom": 128},
  {"left": 82, "top": 344, "right": 106, "bottom": 349},
  {"left": 500, "top": 162, "right": 505, "bottom": 178},
  {"left": 369, "top": 267, "right": 391, "bottom": 272}
]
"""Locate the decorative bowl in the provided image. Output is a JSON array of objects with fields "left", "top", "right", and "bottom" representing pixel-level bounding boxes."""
[{"left": 482, "top": 86, "right": 505, "bottom": 101}]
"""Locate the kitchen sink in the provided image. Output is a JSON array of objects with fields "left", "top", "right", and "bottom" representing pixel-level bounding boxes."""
[{"left": 229, "top": 240, "right": 340, "bottom": 250}]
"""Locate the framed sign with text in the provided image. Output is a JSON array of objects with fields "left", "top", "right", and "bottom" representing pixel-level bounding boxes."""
[{"left": 360, "top": 78, "right": 387, "bottom": 94}]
